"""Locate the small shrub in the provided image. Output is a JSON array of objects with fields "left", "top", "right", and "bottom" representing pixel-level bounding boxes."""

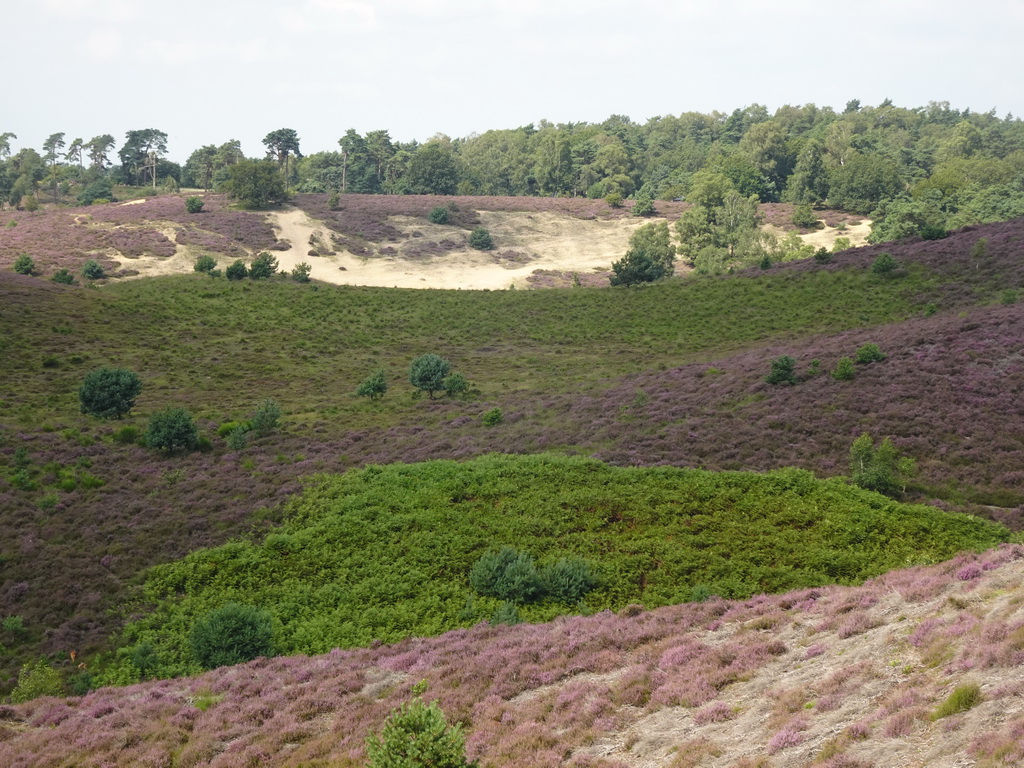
[
  {"left": 189, "top": 603, "right": 274, "bottom": 670},
  {"left": 538, "top": 558, "right": 599, "bottom": 603},
  {"left": 409, "top": 354, "right": 452, "bottom": 399},
  {"left": 482, "top": 407, "right": 503, "bottom": 426},
  {"left": 849, "top": 433, "right": 916, "bottom": 497},
  {"left": 766, "top": 355, "right": 798, "bottom": 386},
  {"left": 854, "top": 343, "right": 886, "bottom": 364},
  {"left": 832, "top": 237, "right": 852, "bottom": 252},
  {"left": 831, "top": 357, "right": 855, "bottom": 381},
  {"left": 443, "top": 372, "right": 469, "bottom": 398},
  {"left": 146, "top": 407, "right": 199, "bottom": 452},
  {"left": 356, "top": 369, "right": 389, "bottom": 400},
  {"left": 80, "top": 367, "right": 143, "bottom": 419},
  {"left": 919, "top": 224, "right": 947, "bottom": 241},
  {"left": 605, "top": 192, "right": 623, "bottom": 209},
  {"left": 813, "top": 247, "right": 832, "bottom": 264},
  {"left": 13, "top": 254, "right": 35, "bottom": 275},
  {"left": 932, "top": 683, "right": 982, "bottom": 719},
  {"left": 193, "top": 255, "right": 217, "bottom": 274},
  {"left": 249, "top": 398, "right": 281, "bottom": 438},
  {"left": 248, "top": 251, "right": 279, "bottom": 279},
  {"left": 9, "top": 660, "right": 63, "bottom": 703},
  {"left": 366, "top": 685, "right": 477, "bottom": 768},
  {"left": 428, "top": 206, "right": 449, "bottom": 224},
  {"left": 469, "top": 547, "right": 542, "bottom": 603},
  {"left": 112, "top": 425, "right": 142, "bottom": 444},
  {"left": 292, "top": 262, "right": 312, "bottom": 282},
  {"left": 51, "top": 268, "right": 75, "bottom": 285},
  {"left": 490, "top": 602, "right": 522, "bottom": 626},
  {"left": 225, "top": 260, "right": 247, "bottom": 280},
  {"left": 970, "top": 237, "right": 988, "bottom": 268},
  {"left": 184, "top": 196, "right": 204, "bottom": 214},
  {"left": 632, "top": 193, "right": 655, "bottom": 217},
  {"left": 226, "top": 425, "right": 249, "bottom": 451},
  {"left": 82, "top": 259, "right": 105, "bottom": 280},
  {"left": 871, "top": 252, "right": 899, "bottom": 276},
  {"left": 217, "top": 421, "right": 247, "bottom": 438},
  {"left": 468, "top": 227, "right": 494, "bottom": 250},
  {"left": 20, "top": 195, "right": 38, "bottom": 212},
  {"left": 327, "top": 191, "right": 341, "bottom": 210},
  {"left": 792, "top": 203, "right": 819, "bottom": 228},
  {"left": 759, "top": 255, "right": 773, "bottom": 270},
  {"left": 1001, "top": 289, "right": 1018, "bottom": 305}
]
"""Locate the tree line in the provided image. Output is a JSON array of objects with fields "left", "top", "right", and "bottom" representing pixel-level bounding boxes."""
[{"left": 3, "top": 99, "right": 1024, "bottom": 232}]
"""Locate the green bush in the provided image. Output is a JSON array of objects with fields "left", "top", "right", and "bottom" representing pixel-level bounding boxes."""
[
  {"left": 468, "top": 227, "right": 494, "bottom": 251},
  {"left": 854, "top": 343, "right": 886, "bottom": 364},
  {"left": 932, "top": 683, "right": 982, "bottom": 720},
  {"left": 189, "top": 603, "right": 274, "bottom": 670},
  {"left": 225, "top": 260, "right": 248, "bottom": 280},
  {"left": 13, "top": 254, "right": 35, "bottom": 275},
  {"left": 443, "top": 372, "right": 469, "bottom": 398},
  {"left": 82, "top": 259, "right": 105, "bottom": 280},
  {"left": 831, "top": 357, "right": 855, "bottom": 381},
  {"left": 248, "top": 252, "right": 279, "bottom": 280},
  {"left": 632, "top": 193, "right": 655, "bottom": 217},
  {"left": 112, "top": 425, "right": 143, "bottom": 445},
  {"left": 51, "top": 268, "right": 75, "bottom": 285},
  {"left": 871, "top": 252, "right": 899, "bottom": 276},
  {"left": 409, "top": 354, "right": 452, "bottom": 399},
  {"left": 759, "top": 255, "right": 773, "bottom": 270},
  {"left": 79, "top": 367, "right": 143, "bottom": 419},
  {"left": 366, "top": 686, "right": 477, "bottom": 768},
  {"left": 765, "top": 355, "right": 798, "bottom": 386},
  {"left": 291, "top": 262, "right": 312, "bottom": 282},
  {"left": 849, "top": 433, "right": 916, "bottom": 498},
  {"left": 193, "top": 255, "right": 217, "bottom": 274},
  {"left": 356, "top": 369, "right": 389, "bottom": 400},
  {"left": 9, "top": 659, "right": 63, "bottom": 703},
  {"left": 538, "top": 558, "right": 599, "bottom": 603},
  {"left": 226, "top": 425, "right": 249, "bottom": 451},
  {"left": 791, "top": 203, "right": 819, "bottom": 228},
  {"left": 469, "top": 547, "right": 542, "bottom": 603},
  {"left": 482, "top": 407, "right": 503, "bottom": 426},
  {"left": 249, "top": 399, "right": 281, "bottom": 438},
  {"left": 327, "top": 191, "right": 341, "bottom": 211},
  {"left": 146, "top": 407, "right": 199, "bottom": 452},
  {"left": 184, "top": 196, "right": 204, "bottom": 214},
  {"left": 604, "top": 192, "right": 623, "bottom": 209},
  {"left": 813, "top": 247, "right": 832, "bottom": 265},
  {"left": 217, "top": 421, "right": 247, "bottom": 438},
  {"left": 490, "top": 602, "right": 522, "bottom": 626},
  {"left": 428, "top": 206, "right": 449, "bottom": 225}
]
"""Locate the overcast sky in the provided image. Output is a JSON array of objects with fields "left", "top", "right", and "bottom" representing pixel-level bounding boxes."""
[{"left": 4, "top": 0, "right": 1022, "bottom": 163}]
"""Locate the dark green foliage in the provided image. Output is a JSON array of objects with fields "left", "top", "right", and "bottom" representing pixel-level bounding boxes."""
[
  {"left": 79, "top": 367, "right": 143, "bottom": 419},
  {"left": 932, "top": 683, "right": 982, "bottom": 720},
  {"left": 248, "top": 252, "right": 279, "bottom": 280},
  {"left": 226, "top": 426, "right": 249, "bottom": 451},
  {"left": 443, "top": 372, "right": 468, "bottom": 398},
  {"left": 51, "top": 268, "right": 75, "bottom": 285},
  {"left": 604, "top": 192, "right": 623, "bottom": 209},
  {"left": 225, "top": 260, "right": 248, "bottom": 280},
  {"left": 610, "top": 221, "right": 676, "bottom": 286},
  {"left": 791, "top": 203, "right": 819, "bottom": 228},
  {"left": 77, "top": 177, "right": 114, "bottom": 206},
  {"left": 366, "top": 687, "right": 477, "bottom": 768},
  {"left": 146, "top": 407, "right": 199, "bottom": 452},
  {"left": 970, "top": 237, "right": 988, "bottom": 267},
  {"left": 184, "top": 196, "right": 204, "bottom": 214},
  {"left": 249, "top": 398, "right": 281, "bottom": 438},
  {"left": 82, "top": 259, "right": 105, "bottom": 280},
  {"left": 111, "top": 425, "right": 142, "bottom": 444},
  {"left": 849, "top": 433, "right": 916, "bottom": 497},
  {"left": 482, "top": 407, "right": 503, "bottom": 426},
  {"left": 469, "top": 547, "right": 543, "bottom": 603},
  {"left": 409, "top": 354, "right": 452, "bottom": 399},
  {"left": 291, "top": 262, "right": 312, "bottom": 282},
  {"left": 188, "top": 603, "right": 274, "bottom": 670},
  {"left": 468, "top": 227, "right": 493, "bottom": 251},
  {"left": 919, "top": 224, "right": 948, "bottom": 241},
  {"left": 813, "top": 247, "right": 832, "bottom": 265},
  {"left": 428, "top": 206, "right": 449, "bottom": 225},
  {"left": 13, "top": 254, "right": 34, "bottom": 275},
  {"left": 357, "top": 369, "right": 389, "bottom": 400},
  {"left": 193, "top": 255, "right": 217, "bottom": 274},
  {"left": 130, "top": 642, "right": 160, "bottom": 679},
  {"left": 327, "top": 191, "right": 340, "bottom": 211},
  {"left": 490, "top": 602, "right": 522, "bottom": 626},
  {"left": 854, "top": 343, "right": 886, "bottom": 364},
  {"left": 831, "top": 357, "right": 855, "bottom": 381},
  {"left": 759, "top": 255, "right": 773, "bottom": 270},
  {"left": 538, "top": 558, "right": 599, "bottom": 603},
  {"left": 871, "top": 252, "right": 899, "bottom": 276},
  {"left": 632, "top": 193, "right": 655, "bottom": 217},
  {"left": 224, "top": 159, "right": 287, "bottom": 209},
  {"left": 765, "top": 355, "right": 797, "bottom": 385}
]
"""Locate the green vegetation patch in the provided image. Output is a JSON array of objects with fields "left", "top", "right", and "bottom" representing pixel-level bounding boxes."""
[{"left": 113, "top": 454, "right": 1008, "bottom": 680}]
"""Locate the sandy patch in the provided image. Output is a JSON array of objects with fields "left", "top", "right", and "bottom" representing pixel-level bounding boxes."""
[
  {"left": 791, "top": 218, "right": 872, "bottom": 250},
  {"left": 119, "top": 198, "right": 147, "bottom": 206}
]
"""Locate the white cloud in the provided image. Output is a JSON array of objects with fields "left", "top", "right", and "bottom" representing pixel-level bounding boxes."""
[{"left": 80, "top": 30, "right": 123, "bottom": 61}]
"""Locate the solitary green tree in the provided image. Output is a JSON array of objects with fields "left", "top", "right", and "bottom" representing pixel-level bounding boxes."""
[
  {"left": 366, "top": 683, "right": 477, "bottom": 768},
  {"left": 610, "top": 221, "right": 676, "bottom": 286},
  {"left": 409, "top": 354, "right": 452, "bottom": 399},
  {"left": 356, "top": 369, "right": 389, "bottom": 400},
  {"left": 79, "top": 367, "right": 143, "bottom": 419},
  {"left": 224, "top": 159, "right": 287, "bottom": 208},
  {"left": 849, "top": 433, "right": 916, "bottom": 497},
  {"left": 765, "top": 355, "right": 798, "bottom": 385},
  {"left": 189, "top": 603, "right": 274, "bottom": 670},
  {"left": 146, "top": 407, "right": 199, "bottom": 452}
]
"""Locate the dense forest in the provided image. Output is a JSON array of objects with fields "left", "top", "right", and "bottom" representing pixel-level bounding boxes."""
[{"left": 3, "top": 99, "right": 1024, "bottom": 242}]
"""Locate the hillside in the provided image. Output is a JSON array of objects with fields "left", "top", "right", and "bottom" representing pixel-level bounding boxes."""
[
  {"left": 1, "top": 214, "right": 1023, "bottom": 693},
  {"left": 3, "top": 545, "right": 1024, "bottom": 767}
]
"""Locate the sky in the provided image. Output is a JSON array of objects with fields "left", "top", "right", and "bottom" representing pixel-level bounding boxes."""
[{"left": 4, "top": 0, "right": 1023, "bottom": 164}]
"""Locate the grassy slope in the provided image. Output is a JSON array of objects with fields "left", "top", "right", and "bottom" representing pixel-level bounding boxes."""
[
  {"left": 0, "top": 213, "right": 1022, "bottom": 693},
  {"left": 4, "top": 545, "right": 1024, "bottom": 767},
  {"left": 113, "top": 453, "right": 1008, "bottom": 681}
]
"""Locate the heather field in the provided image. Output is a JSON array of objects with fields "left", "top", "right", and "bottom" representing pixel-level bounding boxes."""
[
  {"left": 2, "top": 199, "right": 1024, "bottom": 764},
  {"left": 3, "top": 545, "right": 1024, "bottom": 767}
]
